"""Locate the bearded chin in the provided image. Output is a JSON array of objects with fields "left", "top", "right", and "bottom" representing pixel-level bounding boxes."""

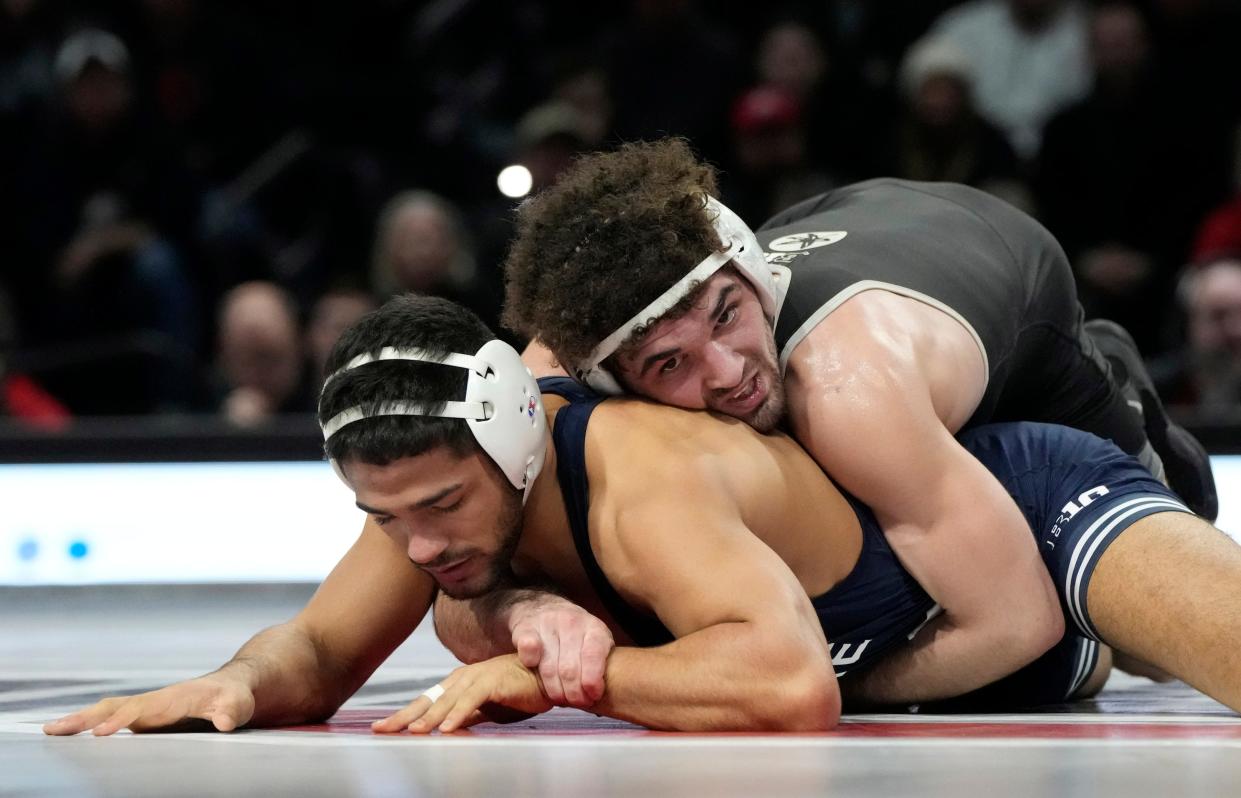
[
  {"left": 748, "top": 364, "right": 787, "bottom": 433},
  {"left": 748, "top": 395, "right": 784, "bottom": 433},
  {"left": 438, "top": 484, "right": 525, "bottom": 600}
]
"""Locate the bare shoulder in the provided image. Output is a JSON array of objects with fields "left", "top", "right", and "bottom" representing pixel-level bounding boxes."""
[
  {"left": 786, "top": 290, "right": 984, "bottom": 434},
  {"left": 585, "top": 399, "right": 737, "bottom": 476},
  {"left": 583, "top": 398, "right": 816, "bottom": 516},
  {"left": 786, "top": 297, "right": 918, "bottom": 413},
  {"left": 788, "top": 292, "right": 917, "bottom": 379}
]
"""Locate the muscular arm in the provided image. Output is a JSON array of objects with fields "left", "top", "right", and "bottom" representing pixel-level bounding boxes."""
[
  {"left": 585, "top": 454, "right": 840, "bottom": 730},
  {"left": 394, "top": 422, "right": 839, "bottom": 733},
  {"left": 241, "top": 518, "right": 435, "bottom": 725},
  {"left": 787, "top": 317, "right": 1063, "bottom": 704},
  {"left": 48, "top": 518, "right": 434, "bottom": 735}
]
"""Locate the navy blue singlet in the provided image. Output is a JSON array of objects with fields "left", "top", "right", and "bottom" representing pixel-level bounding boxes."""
[{"left": 537, "top": 377, "right": 1192, "bottom": 710}]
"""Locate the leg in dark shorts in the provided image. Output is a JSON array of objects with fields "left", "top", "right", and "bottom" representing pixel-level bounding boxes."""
[
  {"left": 939, "top": 422, "right": 1241, "bottom": 714},
  {"left": 908, "top": 423, "right": 1188, "bottom": 712}
]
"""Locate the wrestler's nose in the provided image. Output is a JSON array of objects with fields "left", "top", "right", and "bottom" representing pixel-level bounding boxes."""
[
  {"left": 702, "top": 341, "right": 745, "bottom": 393},
  {"left": 407, "top": 532, "right": 449, "bottom": 567}
]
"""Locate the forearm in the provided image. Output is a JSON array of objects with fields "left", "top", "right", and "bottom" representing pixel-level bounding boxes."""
[
  {"left": 592, "top": 623, "right": 838, "bottom": 731},
  {"left": 872, "top": 512, "right": 1064, "bottom": 701},
  {"left": 213, "top": 622, "right": 352, "bottom": 726},
  {"left": 839, "top": 612, "right": 1048, "bottom": 707}
]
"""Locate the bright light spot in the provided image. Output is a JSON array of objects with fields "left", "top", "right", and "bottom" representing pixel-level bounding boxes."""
[{"left": 498, "top": 165, "right": 533, "bottom": 198}]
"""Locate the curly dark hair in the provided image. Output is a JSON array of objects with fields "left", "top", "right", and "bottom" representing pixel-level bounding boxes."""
[{"left": 502, "top": 138, "right": 723, "bottom": 369}]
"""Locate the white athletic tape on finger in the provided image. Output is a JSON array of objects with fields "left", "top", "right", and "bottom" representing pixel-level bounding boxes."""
[{"left": 420, "top": 684, "right": 445, "bottom": 704}]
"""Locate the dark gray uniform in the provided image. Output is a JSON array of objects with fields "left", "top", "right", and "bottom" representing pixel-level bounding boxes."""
[{"left": 760, "top": 179, "right": 1160, "bottom": 482}]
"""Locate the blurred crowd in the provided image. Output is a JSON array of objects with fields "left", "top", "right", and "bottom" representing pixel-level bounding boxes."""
[{"left": 1, "top": 0, "right": 1240, "bottom": 428}]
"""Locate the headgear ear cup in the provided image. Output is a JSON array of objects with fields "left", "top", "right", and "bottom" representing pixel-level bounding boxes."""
[
  {"left": 703, "top": 197, "right": 788, "bottom": 321},
  {"left": 464, "top": 339, "right": 548, "bottom": 496},
  {"left": 320, "top": 339, "right": 547, "bottom": 504}
]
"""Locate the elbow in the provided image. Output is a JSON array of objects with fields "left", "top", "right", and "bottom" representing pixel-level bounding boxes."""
[
  {"left": 752, "top": 662, "right": 841, "bottom": 732},
  {"left": 787, "top": 669, "right": 841, "bottom": 731},
  {"left": 1003, "top": 599, "right": 1065, "bottom": 665},
  {"left": 1032, "top": 604, "right": 1066, "bottom": 656}
]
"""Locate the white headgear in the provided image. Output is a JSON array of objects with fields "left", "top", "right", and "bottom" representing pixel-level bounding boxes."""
[
  {"left": 319, "top": 339, "right": 547, "bottom": 503},
  {"left": 572, "top": 196, "right": 789, "bottom": 394}
]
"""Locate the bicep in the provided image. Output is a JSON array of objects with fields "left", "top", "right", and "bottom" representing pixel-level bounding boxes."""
[
  {"left": 789, "top": 342, "right": 1018, "bottom": 534},
  {"left": 294, "top": 518, "right": 435, "bottom": 673},
  {"left": 788, "top": 349, "right": 1044, "bottom": 609},
  {"left": 604, "top": 492, "right": 825, "bottom": 652}
]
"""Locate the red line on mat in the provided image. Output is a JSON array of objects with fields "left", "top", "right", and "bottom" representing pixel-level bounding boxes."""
[{"left": 273, "top": 709, "right": 1241, "bottom": 739}]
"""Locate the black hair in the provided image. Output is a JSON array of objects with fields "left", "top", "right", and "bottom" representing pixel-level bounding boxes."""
[{"left": 317, "top": 294, "right": 494, "bottom": 466}]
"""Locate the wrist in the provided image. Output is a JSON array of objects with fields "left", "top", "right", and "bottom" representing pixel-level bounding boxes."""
[{"left": 501, "top": 590, "right": 564, "bottom": 632}]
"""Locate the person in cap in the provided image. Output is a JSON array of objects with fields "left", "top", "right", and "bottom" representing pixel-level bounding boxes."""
[
  {"left": 501, "top": 137, "right": 1218, "bottom": 703},
  {"left": 46, "top": 296, "right": 1241, "bottom": 734}
]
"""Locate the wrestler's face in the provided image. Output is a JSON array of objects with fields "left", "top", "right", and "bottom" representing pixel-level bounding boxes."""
[
  {"left": 346, "top": 445, "right": 523, "bottom": 599},
  {"left": 613, "top": 269, "right": 786, "bottom": 432}
]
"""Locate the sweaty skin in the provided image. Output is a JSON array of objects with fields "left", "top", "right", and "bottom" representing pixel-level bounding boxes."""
[
  {"left": 376, "top": 392, "right": 1120, "bottom": 733},
  {"left": 608, "top": 271, "right": 1065, "bottom": 701},
  {"left": 784, "top": 290, "right": 1064, "bottom": 700},
  {"left": 361, "top": 395, "right": 855, "bottom": 732}
]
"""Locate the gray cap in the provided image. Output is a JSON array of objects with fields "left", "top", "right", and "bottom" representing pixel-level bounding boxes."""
[
  {"left": 54, "top": 29, "right": 131, "bottom": 83},
  {"left": 900, "top": 35, "right": 974, "bottom": 98},
  {"left": 516, "top": 102, "right": 586, "bottom": 148}
]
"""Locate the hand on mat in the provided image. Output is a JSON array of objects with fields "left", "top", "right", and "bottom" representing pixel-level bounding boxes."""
[
  {"left": 372, "top": 655, "right": 552, "bottom": 734},
  {"left": 42, "top": 674, "right": 256, "bottom": 736},
  {"left": 508, "top": 594, "right": 613, "bottom": 708}
]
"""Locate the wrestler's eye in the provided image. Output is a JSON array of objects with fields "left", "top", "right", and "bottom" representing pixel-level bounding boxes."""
[
  {"left": 659, "top": 356, "right": 681, "bottom": 375},
  {"left": 373, "top": 514, "right": 395, "bottom": 527},
  {"left": 431, "top": 499, "right": 463, "bottom": 515},
  {"left": 717, "top": 305, "right": 738, "bottom": 326}
]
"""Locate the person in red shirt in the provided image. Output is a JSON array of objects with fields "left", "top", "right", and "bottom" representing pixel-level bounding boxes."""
[{"left": 0, "top": 287, "right": 71, "bottom": 431}]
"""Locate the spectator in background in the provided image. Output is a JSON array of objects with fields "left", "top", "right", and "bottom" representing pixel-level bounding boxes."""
[
  {"left": 12, "top": 29, "right": 201, "bottom": 413},
  {"left": 548, "top": 62, "right": 612, "bottom": 149},
  {"left": 0, "top": 284, "right": 70, "bottom": 431},
  {"left": 890, "top": 35, "right": 1025, "bottom": 207},
  {"left": 514, "top": 101, "right": 587, "bottom": 196},
  {"left": 754, "top": 19, "right": 890, "bottom": 183},
  {"left": 756, "top": 20, "right": 826, "bottom": 104},
  {"left": 463, "top": 101, "right": 590, "bottom": 292},
  {"left": 305, "top": 287, "right": 376, "bottom": 387},
  {"left": 930, "top": 0, "right": 1090, "bottom": 160},
  {"left": 369, "top": 191, "right": 499, "bottom": 329},
  {"left": 721, "top": 84, "right": 833, "bottom": 225},
  {"left": 1157, "top": 259, "right": 1241, "bottom": 411},
  {"left": 1036, "top": 2, "right": 1221, "bottom": 352},
  {"left": 216, "top": 281, "right": 309, "bottom": 426},
  {"left": 1191, "top": 191, "right": 1241, "bottom": 269}
]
